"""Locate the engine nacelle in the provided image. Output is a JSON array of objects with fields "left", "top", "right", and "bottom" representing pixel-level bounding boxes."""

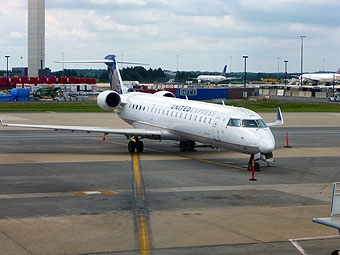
[
  {"left": 97, "top": 90, "right": 121, "bottom": 111},
  {"left": 154, "top": 91, "right": 175, "bottom": 98}
]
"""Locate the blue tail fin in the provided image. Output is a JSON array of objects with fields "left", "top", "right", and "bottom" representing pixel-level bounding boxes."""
[
  {"left": 221, "top": 65, "right": 227, "bottom": 76},
  {"left": 104, "top": 54, "right": 126, "bottom": 94}
]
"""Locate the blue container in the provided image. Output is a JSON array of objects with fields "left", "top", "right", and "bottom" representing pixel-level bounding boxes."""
[
  {"left": 175, "top": 88, "right": 228, "bottom": 100},
  {"left": 0, "top": 95, "right": 14, "bottom": 101},
  {"left": 10, "top": 88, "right": 30, "bottom": 98}
]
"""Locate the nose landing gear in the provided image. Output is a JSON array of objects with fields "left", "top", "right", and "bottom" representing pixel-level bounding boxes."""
[{"left": 248, "top": 154, "right": 260, "bottom": 171}]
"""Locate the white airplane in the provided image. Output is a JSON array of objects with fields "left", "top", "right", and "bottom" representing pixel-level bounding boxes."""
[
  {"left": 197, "top": 65, "right": 228, "bottom": 84},
  {"left": 0, "top": 54, "right": 284, "bottom": 170},
  {"left": 299, "top": 68, "right": 340, "bottom": 84}
]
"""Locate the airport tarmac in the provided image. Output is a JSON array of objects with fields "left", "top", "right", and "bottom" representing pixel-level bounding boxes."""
[{"left": 1, "top": 111, "right": 340, "bottom": 255}]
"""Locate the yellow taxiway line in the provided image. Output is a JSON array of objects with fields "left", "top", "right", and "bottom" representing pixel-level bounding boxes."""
[{"left": 132, "top": 152, "right": 151, "bottom": 255}]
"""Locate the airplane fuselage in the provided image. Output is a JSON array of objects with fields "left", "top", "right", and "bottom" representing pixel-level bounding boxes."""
[
  {"left": 197, "top": 75, "right": 227, "bottom": 84},
  {"left": 116, "top": 92, "right": 275, "bottom": 155},
  {"left": 301, "top": 73, "right": 340, "bottom": 83}
]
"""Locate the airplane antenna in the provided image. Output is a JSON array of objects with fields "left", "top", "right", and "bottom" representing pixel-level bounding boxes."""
[
  {"left": 222, "top": 100, "right": 225, "bottom": 106},
  {"left": 185, "top": 96, "right": 189, "bottom": 100}
]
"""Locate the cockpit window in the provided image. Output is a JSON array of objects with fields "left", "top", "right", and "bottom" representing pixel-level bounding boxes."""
[
  {"left": 242, "top": 119, "right": 258, "bottom": 128},
  {"left": 227, "top": 118, "right": 241, "bottom": 127},
  {"left": 256, "top": 119, "right": 267, "bottom": 128}
]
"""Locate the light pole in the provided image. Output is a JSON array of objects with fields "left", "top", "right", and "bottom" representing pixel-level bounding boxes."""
[
  {"left": 176, "top": 54, "right": 179, "bottom": 85},
  {"left": 5, "top": 55, "right": 10, "bottom": 90},
  {"left": 300, "top": 35, "right": 306, "bottom": 86},
  {"left": 243, "top": 55, "right": 248, "bottom": 88},
  {"left": 229, "top": 56, "right": 232, "bottom": 84},
  {"left": 62, "top": 52, "right": 65, "bottom": 76},
  {"left": 284, "top": 60, "right": 288, "bottom": 87},
  {"left": 277, "top": 57, "right": 280, "bottom": 73}
]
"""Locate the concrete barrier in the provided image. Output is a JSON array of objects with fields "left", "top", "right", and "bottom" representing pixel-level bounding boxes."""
[
  {"left": 304, "top": 91, "right": 312, "bottom": 98},
  {"left": 263, "top": 89, "right": 270, "bottom": 95},
  {"left": 277, "top": 89, "right": 284, "bottom": 96},
  {"left": 259, "top": 89, "right": 263, "bottom": 95},
  {"left": 269, "top": 89, "right": 277, "bottom": 96},
  {"left": 284, "top": 90, "right": 292, "bottom": 97},
  {"left": 315, "top": 92, "right": 327, "bottom": 99},
  {"left": 298, "top": 91, "right": 306, "bottom": 97},
  {"left": 291, "top": 90, "right": 300, "bottom": 97}
]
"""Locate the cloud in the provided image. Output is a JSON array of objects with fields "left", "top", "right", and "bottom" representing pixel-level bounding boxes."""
[{"left": 1, "top": 0, "right": 340, "bottom": 72}]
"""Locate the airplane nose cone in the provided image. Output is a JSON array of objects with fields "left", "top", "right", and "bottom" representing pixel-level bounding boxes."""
[{"left": 259, "top": 140, "right": 275, "bottom": 153}]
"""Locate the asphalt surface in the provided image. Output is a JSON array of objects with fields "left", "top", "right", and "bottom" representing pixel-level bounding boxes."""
[{"left": 0, "top": 112, "right": 340, "bottom": 255}]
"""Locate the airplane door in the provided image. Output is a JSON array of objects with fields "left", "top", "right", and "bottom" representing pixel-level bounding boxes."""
[{"left": 213, "top": 117, "right": 221, "bottom": 141}]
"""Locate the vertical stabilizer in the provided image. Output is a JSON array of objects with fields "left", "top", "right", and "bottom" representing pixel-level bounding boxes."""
[
  {"left": 336, "top": 67, "right": 340, "bottom": 74},
  {"left": 221, "top": 65, "right": 227, "bottom": 76},
  {"left": 104, "top": 54, "right": 127, "bottom": 94}
]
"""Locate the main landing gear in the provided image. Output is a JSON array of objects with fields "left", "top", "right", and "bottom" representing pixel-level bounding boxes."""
[
  {"left": 248, "top": 154, "right": 260, "bottom": 171},
  {"left": 179, "top": 141, "right": 196, "bottom": 152},
  {"left": 128, "top": 139, "right": 144, "bottom": 153}
]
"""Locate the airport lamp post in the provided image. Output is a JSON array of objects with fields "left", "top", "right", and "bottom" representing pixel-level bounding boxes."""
[
  {"left": 284, "top": 60, "right": 288, "bottom": 87},
  {"left": 300, "top": 35, "right": 306, "bottom": 86},
  {"left": 243, "top": 55, "right": 248, "bottom": 88},
  {"left": 5, "top": 55, "right": 10, "bottom": 91},
  {"left": 176, "top": 54, "right": 179, "bottom": 85}
]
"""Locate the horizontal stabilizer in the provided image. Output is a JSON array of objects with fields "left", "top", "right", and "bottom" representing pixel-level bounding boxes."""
[{"left": 55, "top": 60, "right": 148, "bottom": 65}]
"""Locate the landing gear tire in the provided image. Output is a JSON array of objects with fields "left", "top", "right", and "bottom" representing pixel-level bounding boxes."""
[
  {"left": 136, "top": 140, "right": 144, "bottom": 153},
  {"left": 179, "top": 141, "right": 187, "bottom": 152},
  {"left": 188, "top": 141, "right": 196, "bottom": 152},
  {"left": 331, "top": 250, "right": 340, "bottom": 255},
  {"left": 128, "top": 140, "right": 136, "bottom": 153},
  {"left": 179, "top": 141, "right": 196, "bottom": 152}
]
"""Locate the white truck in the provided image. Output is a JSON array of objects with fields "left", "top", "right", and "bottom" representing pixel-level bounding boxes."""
[{"left": 328, "top": 92, "right": 340, "bottom": 102}]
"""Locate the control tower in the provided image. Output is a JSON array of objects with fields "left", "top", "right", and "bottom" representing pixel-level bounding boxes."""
[{"left": 28, "top": 0, "right": 45, "bottom": 77}]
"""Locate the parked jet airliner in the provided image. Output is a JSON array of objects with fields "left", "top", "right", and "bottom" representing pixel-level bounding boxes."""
[
  {"left": 299, "top": 68, "right": 340, "bottom": 84},
  {"left": 197, "top": 65, "right": 228, "bottom": 84},
  {"left": 0, "top": 54, "right": 284, "bottom": 170}
]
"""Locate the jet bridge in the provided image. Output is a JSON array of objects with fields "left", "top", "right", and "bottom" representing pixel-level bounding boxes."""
[{"left": 313, "top": 182, "right": 340, "bottom": 254}]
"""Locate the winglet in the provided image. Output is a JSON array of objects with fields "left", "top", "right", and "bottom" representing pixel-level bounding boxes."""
[
  {"left": 0, "top": 118, "right": 6, "bottom": 126},
  {"left": 267, "top": 107, "right": 284, "bottom": 127},
  {"left": 277, "top": 107, "right": 283, "bottom": 123}
]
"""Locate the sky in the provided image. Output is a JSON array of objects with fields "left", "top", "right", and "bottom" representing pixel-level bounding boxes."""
[{"left": 0, "top": 0, "right": 339, "bottom": 73}]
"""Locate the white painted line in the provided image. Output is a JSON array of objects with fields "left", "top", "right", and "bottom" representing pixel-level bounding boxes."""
[
  {"left": 289, "top": 235, "right": 339, "bottom": 255},
  {"left": 83, "top": 191, "right": 102, "bottom": 195},
  {"left": 289, "top": 239, "right": 308, "bottom": 255}
]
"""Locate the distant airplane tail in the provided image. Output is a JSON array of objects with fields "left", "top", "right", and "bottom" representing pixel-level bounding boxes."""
[
  {"left": 221, "top": 65, "right": 227, "bottom": 76},
  {"left": 336, "top": 67, "right": 340, "bottom": 74}
]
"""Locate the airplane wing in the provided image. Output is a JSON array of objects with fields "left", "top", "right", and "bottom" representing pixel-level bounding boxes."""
[
  {"left": 266, "top": 107, "right": 284, "bottom": 127},
  {"left": 0, "top": 119, "right": 165, "bottom": 139}
]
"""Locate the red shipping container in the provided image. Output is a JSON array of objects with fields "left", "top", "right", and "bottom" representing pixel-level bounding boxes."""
[
  {"left": 78, "top": 78, "right": 86, "bottom": 84},
  {"left": 38, "top": 76, "right": 47, "bottom": 84},
  {"left": 20, "top": 76, "right": 29, "bottom": 84},
  {"left": 58, "top": 76, "right": 67, "bottom": 84},
  {"left": 29, "top": 77, "right": 38, "bottom": 84},
  {"left": 10, "top": 77, "right": 19, "bottom": 84},
  {"left": 0, "top": 77, "right": 8, "bottom": 85},
  {"left": 68, "top": 77, "right": 77, "bottom": 84},
  {"left": 48, "top": 76, "right": 57, "bottom": 84},
  {"left": 86, "top": 78, "right": 96, "bottom": 84}
]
